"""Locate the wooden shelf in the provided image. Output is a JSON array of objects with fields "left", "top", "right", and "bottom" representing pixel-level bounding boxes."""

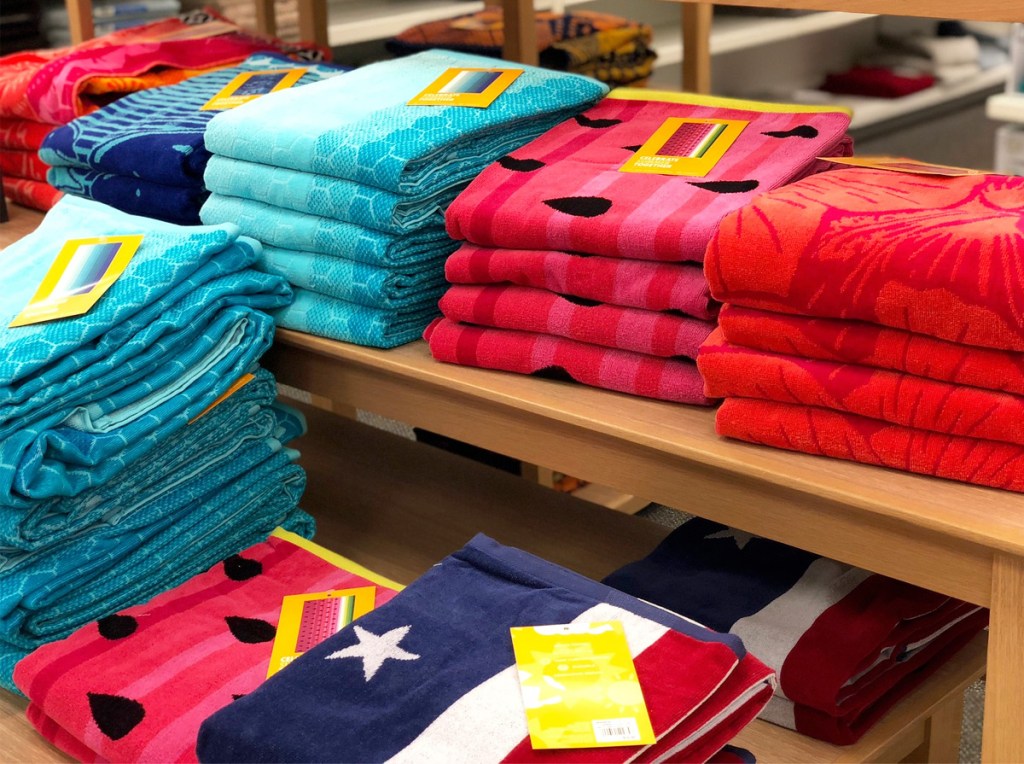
[{"left": 987, "top": 92, "right": 1024, "bottom": 123}]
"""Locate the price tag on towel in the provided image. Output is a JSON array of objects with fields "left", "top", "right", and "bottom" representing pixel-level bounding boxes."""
[
  {"left": 510, "top": 620, "right": 655, "bottom": 750},
  {"left": 408, "top": 68, "right": 523, "bottom": 108},
  {"left": 267, "top": 587, "right": 377, "bottom": 677},
  {"left": 620, "top": 117, "right": 748, "bottom": 177},
  {"left": 818, "top": 155, "right": 986, "bottom": 177},
  {"left": 10, "top": 235, "right": 144, "bottom": 328},
  {"left": 201, "top": 68, "right": 309, "bottom": 111}
]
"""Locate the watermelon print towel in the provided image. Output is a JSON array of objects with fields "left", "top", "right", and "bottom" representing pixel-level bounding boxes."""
[
  {"left": 446, "top": 244, "right": 717, "bottom": 319},
  {"left": 718, "top": 306, "right": 1024, "bottom": 398},
  {"left": 705, "top": 169, "right": 1024, "bottom": 352},
  {"left": 14, "top": 529, "right": 400, "bottom": 764},
  {"left": 440, "top": 285, "right": 715, "bottom": 358},
  {"left": 604, "top": 518, "right": 987, "bottom": 744},
  {"left": 196, "top": 534, "right": 775, "bottom": 763},
  {"left": 425, "top": 318, "right": 711, "bottom": 404},
  {"left": 446, "top": 90, "right": 852, "bottom": 262}
]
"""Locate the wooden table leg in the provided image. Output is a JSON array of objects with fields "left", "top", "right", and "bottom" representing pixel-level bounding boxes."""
[
  {"left": 296, "top": 0, "right": 328, "bottom": 48},
  {"left": 682, "top": 2, "right": 713, "bottom": 94},
  {"left": 981, "top": 552, "right": 1024, "bottom": 763},
  {"left": 902, "top": 690, "right": 965, "bottom": 763},
  {"left": 501, "top": 0, "right": 539, "bottom": 66},
  {"left": 253, "top": 0, "right": 277, "bottom": 37},
  {"left": 65, "top": 0, "right": 95, "bottom": 44}
]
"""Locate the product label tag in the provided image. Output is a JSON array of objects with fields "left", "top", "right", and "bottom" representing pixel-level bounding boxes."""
[
  {"left": 620, "top": 117, "right": 748, "bottom": 177},
  {"left": 188, "top": 373, "right": 256, "bottom": 424},
  {"left": 10, "top": 235, "right": 144, "bottom": 328},
  {"left": 268, "top": 587, "right": 377, "bottom": 677},
  {"left": 819, "top": 155, "right": 986, "bottom": 177},
  {"left": 408, "top": 67, "right": 523, "bottom": 108},
  {"left": 201, "top": 68, "right": 308, "bottom": 111},
  {"left": 510, "top": 620, "right": 655, "bottom": 750}
]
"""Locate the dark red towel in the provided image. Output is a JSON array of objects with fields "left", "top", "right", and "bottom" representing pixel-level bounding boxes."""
[
  {"left": 424, "top": 318, "right": 711, "bottom": 404},
  {"left": 440, "top": 284, "right": 715, "bottom": 358},
  {"left": 820, "top": 66, "right": 936, "bottom": 98},
  {"left": 445, "top": 243, "right": 717, "bottom": 319}
]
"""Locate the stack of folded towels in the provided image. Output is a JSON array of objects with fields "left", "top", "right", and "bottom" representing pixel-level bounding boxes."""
[
  {"left": 387, "top": 9, "right": 657, "bottom": 88},
  {"left": 196, "top": 534, "right": 776, "bottom": 763},
  {"left": 0, "top": 195, "right": 311, "bottom": 689},
  {"left": 699, "top": 167, "right": 1024, "bottom": 492},
  {"left": 15, "top": 530, "right": 401, "bottom": 762},
  {"left": 0, "top": 12, "right": 319, "bottom": 211},
  {"left": 604, "top": 518, "right": 988, "bottom": 744},
  {"left": 433, "top": 91, "right": 852, "bottom": 403},
  {"left": 39, "top": 54, "right": 343, "bottom": 224},
  {"left": 199, "top": 49, "right": 608, "bottom": 348}
]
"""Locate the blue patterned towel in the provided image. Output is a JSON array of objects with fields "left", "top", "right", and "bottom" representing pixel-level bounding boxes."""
[
  {"left": 203, "top": 50, "right": 608, "bottom": 194},
  {"left": 40, "top": 54, "right": 346, "bottom": 188},
  {"left": 203, "top": 155, "right": 462, "bottom": 234},
  {"left": 274, "top": 287, "right": 441, "bottom": 348},
  {"left": 258, "top": 245, "right": 448, "bottom": 310},
  {"left": 201, "top": 194, "right": 458, "bottom": 267},
  {"left": 0, "top": 196, "right": 292, "bottom": 505}
]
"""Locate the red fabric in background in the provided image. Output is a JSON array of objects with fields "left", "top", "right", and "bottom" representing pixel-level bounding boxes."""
[
  {"left": 0, "top": 118, "right": 54, "bottom": 150},
  {"left": 820, "top": 66, "right": 935, "bottom": 98},
  {"left": 2, "top": 176, "right": 62, "bottom": 210},
  {"left": 1, "top": 149, "right": 50, "bottom": 182}
]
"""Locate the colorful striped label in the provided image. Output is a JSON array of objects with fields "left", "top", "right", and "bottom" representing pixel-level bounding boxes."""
[
  {"left": 620, "top": 118, "right": 748, "bottom": 178},
  {"left": 408, "top": 67, "right": 523, "bottom": 108}
]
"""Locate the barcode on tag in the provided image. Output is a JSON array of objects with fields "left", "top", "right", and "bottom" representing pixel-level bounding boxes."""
[{"left": 592, "top": 718, "right": 642, "bottom": 743}]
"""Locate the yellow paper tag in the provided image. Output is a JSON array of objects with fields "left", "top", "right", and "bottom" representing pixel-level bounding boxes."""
[
  {"left": 819, "top": 155, "right": 986, "bottom": 177},
  {"left": 408, "top": 67, "right": 523, "bottom": 108},
  {"left": 268, "top": 587, "right": 377, "bottom": 677},
  {"left": 620, "top": 117, "right": 748, "bottom": 177},
  {"left": 201, "top": 68, "right": 308, "bottom": 111},
  {"left": 510, "top": 621, "right": 655, "bottom": 750},
  {"left": 10, "top": 235, "right": 144, "bottom": 328},
  {"left": 188, "top": 373, "right": 256, "bottom": 424}
]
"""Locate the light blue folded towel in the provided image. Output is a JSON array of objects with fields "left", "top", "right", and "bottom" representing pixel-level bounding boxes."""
[
  {"left": 203, "top": 49, "right": 608, "bottom": 194},
  {"left": 200, "top": 193, "right": 458, "bottom": 267},
  {"left": 274, "top": 287, "right": 441, "bottom": 348}
]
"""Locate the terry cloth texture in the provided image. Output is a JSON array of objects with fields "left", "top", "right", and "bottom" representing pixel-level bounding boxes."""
[
  {"left": 446, "top": 90, "right": 852, "bottom": 263},
  {"left": 425, "top": 318, "right": 710, "bottom": 404},
  {"left": 196, "top": 534, "right": 775, "bottom": 763},
  {"left": 445, "top": 244, "right": 717, "bottom": 319},
  {"left": 0, "top": 117, "right": 54, "bottom": 150},
  {"left": 1, "top": 149, "right": 49, "bottom": 181},
  {"left": 14, "top": 530, "right": 400, "bottom": 764},
  {"left": 604, "top": 518, "right": 988, "bottom": 745},
  {"left": 0, "top": 195, "right": 292, "bottom": 505},
  {"left": 2, "top": 177, "right": 62, "bottom": 211},
  {"left": 46, "top": 167, "right": 212, "bottom": 225},
  {"left": 440, "top": 285, "right": 715, "bottom": 358}
]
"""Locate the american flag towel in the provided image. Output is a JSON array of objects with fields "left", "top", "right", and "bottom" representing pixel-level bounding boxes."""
[
  {"left": 604, "top": 519, "right": 988, "bottom": 744},
  {"left": 14, "top": 529, "right": 401, "bottom": 764},
  {"left": 196, "top": 534, "right": 775, "bottom": 763}
]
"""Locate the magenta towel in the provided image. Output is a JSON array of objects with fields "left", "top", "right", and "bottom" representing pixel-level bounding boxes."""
[
  {"left": 440, "top": 284, "right": 714, "bottom": 358},
  {"left": 446, "top": 90, "right": 851, "bottom": 262}
]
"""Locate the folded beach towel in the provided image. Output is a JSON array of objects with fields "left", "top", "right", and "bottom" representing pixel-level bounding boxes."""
[
  {"left": 0, "top": 117, "right": 53, "bottom": 150},
  {"left": 196, "top": 534, "right": 774, "bottom": 763},
  {"left": 203, "top": 49, "right": 608, "bottom": 194},
  {"left": 546, "top": 25, "right": 656, "bottom": 86},
  {"left": 15, "top": 529, "right": 400, "bottom": 764},
  {"left": 259, "top": 245, "right": 448, "bottom": 310},
  {"left": 717, "top": 305, "right": 1024, "bottom": 397},
  {"left": 446, "top": 90, "right": 852, "bottom": 262},
  {"left": 604, "top": 517, "right": 987, "bottom": 744},
  {"left": 2, "top": 176, "right": 62, "bottom": 210},
  {"left": 440, "top": 285, "right": 715, "bottom": 358},
  {"left": 705, "top": 169, "right": 1024, "bottom": 351},
  {"left": 1, "top": 149, "right": 49, "bottom": 182},
  {"left": 819, "top": 66, "right": 935, "bottom": 98},
  {"left": 203, "top": 155, "right": 460, "bottom": 234},
  {"left": 445, "top": 244, "right": 717, "bottom": 319},
  {"left": 200, "top": 194, "right": 458, "bottom": 267},
  {"left": 425, "top": 318, "right": 711, "bottom": 404},
  {"left": 47, "top": 166, "right": 209, "bottom": 225},
  {"left": 716, "top": 397, "right": 1024, "bottom": 493},
  {"left": 40, "top": 54, "right": 344, "bottom": 188}
]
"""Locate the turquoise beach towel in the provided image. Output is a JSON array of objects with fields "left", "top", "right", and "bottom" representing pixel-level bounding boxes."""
[
  {"left": 259, "top": 245, "right": 448, "bottom": 310},
  {"left": 203, "top": 50, "right": 608, "bottom": 194}
]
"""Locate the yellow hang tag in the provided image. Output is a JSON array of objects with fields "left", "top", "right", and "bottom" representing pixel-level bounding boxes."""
[
  {"left": 267, "top": 587, "right": 377, "bottom": 677},
  {"left": 510, "top": 620, "right": 655, "bottom": 750},
  {"left": 620, "top": 117, "right": 748, "bottom": 177},
  {"left": 408, "top": 67, "right": 523, "bottom": 108},
  {"left": 188, "top": 373, "right": 256, "bottom": 424},
  {"left": 201, "top": 68, "right": 308, "bottom": 111},
  {"left": 10, "top": 235, "right": 144, "bottom": 328},
  {"left": 819, "top": 155, "right": 986, "bottom": 177}
]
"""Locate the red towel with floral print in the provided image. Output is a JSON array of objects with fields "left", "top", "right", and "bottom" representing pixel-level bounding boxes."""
[
  {"left": 424, "top": 317, "right": 711, "bottom": 404},
  {"left": 1, "top": 149, "right": 49, "bottom": 182},
  {"left": 705, "top": 169, "right": 1024, "bottom": 352},
  {"left": 445, "top": 243, "right": 717, "bottom": 319},
  {"left": 3, "top": 177, "right": 62, "bottom": 211},
  {"left": 715, "top": 398, "right": 1024, "bottom": 493},
  {"left": 698, "top": 328, "right": 1024, "bottom": 446},
  {"left": 0, "top": 118, "right": 54, "bottom": 150},
  {"left": 446, "top": 90, "right": 851, "bottom": 262},
  {"left": 440, "top": 285, "right": 715, "bottom": 358},
  {"left": 718, "top": 305, "right": 1024, "bottom": 397}
]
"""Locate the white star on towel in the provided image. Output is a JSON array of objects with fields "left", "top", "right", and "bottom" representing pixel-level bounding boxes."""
[
  {"left": 704, "top": 528, "right": 755, "bottom": 550},
  {"left": 325, "top": 625, "right": 420, "bottom": 681}
]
